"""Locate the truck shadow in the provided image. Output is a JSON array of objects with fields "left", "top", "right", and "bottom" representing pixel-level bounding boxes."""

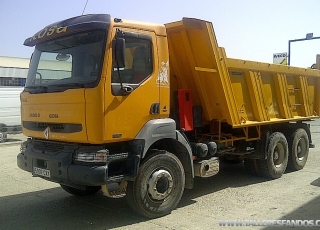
[
  {"left": 262, "top": 195, "right": 320, "bottom": 230},
  {"left": 0, "top": 188, "right": 144, "bottom": 230},
  {"left": 0, "top": 161, "right": 271, "bottom": 229},
  {"left": 178, "top": 161, "right": 268, "bottom": 208}
]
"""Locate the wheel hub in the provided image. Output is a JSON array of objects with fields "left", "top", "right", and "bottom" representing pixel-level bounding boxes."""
[
  {"left": 273, "top": 143, "right": 285, "bottom": 167},
  {"left": 148, "top": 169, "right": 173, "bottom": 200},
  {"left": 297, "top": 138, "right": 306, "bottom": 160}
]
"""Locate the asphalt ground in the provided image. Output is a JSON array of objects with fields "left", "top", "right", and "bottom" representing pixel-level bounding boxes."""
[{"left": 0, "top": 122, "right": 320, "bottom": 230}]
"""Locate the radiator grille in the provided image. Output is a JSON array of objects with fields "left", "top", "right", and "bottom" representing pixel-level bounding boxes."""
[{"left": 23, "top": 121, "right": 82, "bottom": 133}]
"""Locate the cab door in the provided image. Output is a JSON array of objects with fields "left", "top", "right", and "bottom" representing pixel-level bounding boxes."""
[{"left": 104, "top": 28, "right": 160, "bottom": 142}]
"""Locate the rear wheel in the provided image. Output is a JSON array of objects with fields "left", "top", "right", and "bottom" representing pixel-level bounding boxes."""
[
  {"left": 60, "top": 184, "right": 101, "bottom": 196},
  {"left": 126, "top": 151, "right": 185, "bottom": 218},
  {"left": 287, "top": 128, "right": 309, "bottom": 171},
  {"left": 257, "top": 132, "right": 288, "bottom": 179}
]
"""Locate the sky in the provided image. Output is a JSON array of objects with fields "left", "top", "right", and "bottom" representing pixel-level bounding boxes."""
[{"left": 0, "top": 0, "right": 319, "bottom": 68}]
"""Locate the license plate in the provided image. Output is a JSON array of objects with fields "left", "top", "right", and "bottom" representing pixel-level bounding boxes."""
[{"left": 33, "top": 167, "right": 50, "bottom": 178}]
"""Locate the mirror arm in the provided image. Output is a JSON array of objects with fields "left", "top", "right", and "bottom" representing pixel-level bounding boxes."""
[{"left": 114, "top": 39, "right": 125, "bottom": 94}]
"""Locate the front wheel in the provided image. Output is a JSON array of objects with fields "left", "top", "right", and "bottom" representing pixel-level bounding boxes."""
[
  {"left": 60, "top": 184, "right": 101, "bottom": 196},
  {"left": 126, "top": 151, "right": 185, "bottom": 218}
]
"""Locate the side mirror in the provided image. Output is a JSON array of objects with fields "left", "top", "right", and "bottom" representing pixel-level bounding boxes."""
[{"left": 112, "top": 38, "right": 126, "bottom": 68}]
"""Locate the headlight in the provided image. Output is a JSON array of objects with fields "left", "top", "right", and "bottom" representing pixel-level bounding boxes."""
[{"left": 74, "top": 149, "right": 109, "bottom": 163}]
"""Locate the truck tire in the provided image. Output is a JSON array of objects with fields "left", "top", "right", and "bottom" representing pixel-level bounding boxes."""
[
  {"left": 287, "top": 128, "right": 309, "bottom": 171},
  {"left": 0, "top": 132, "right": 7, "bottom": 143},
  {"left": 126, "top": 151, "right": 185, "bottom": 218},
  {"left": 60, "top": 184, "right": 101, "bottom": 196},
  {"left": 257, "top": 132, "right": 288, "bottom": 179}
]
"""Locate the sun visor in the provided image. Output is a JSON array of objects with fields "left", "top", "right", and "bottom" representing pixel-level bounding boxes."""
[{"left": 24, "top": 14, "right": 111, "bottom": 47}]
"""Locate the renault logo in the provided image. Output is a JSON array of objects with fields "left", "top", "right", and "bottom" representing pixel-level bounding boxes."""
[{"left": 44, "top": 127, "right": 50, "bottom": 139}]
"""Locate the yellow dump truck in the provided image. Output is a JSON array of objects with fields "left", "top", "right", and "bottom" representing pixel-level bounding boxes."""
[{"left": 17, "top": 14, "right": 320, "bottom": 218}]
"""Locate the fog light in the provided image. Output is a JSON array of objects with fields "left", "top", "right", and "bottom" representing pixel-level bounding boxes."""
[
  {"left": 74, "top": 149, "right": 108, "bottom": 163},
  {"left": 20, "top": 141, "right": 28, "bottom": 154}
]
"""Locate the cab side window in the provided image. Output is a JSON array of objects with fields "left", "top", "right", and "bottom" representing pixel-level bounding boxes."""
[{"left": 112, "top": 37, "right": 153, "bottom": 84}]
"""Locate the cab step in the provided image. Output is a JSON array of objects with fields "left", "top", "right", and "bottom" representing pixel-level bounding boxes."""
[{"left": 101, "top": 181, "right": 127, "bottom": 198}]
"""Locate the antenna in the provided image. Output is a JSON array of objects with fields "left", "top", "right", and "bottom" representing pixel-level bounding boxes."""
[{"left": 82, "top": 0, "right": 89, "bottom": 15}]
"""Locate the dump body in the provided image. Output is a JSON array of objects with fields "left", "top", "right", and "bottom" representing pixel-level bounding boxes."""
[{"left": 166, "top": 18, "right": 320, "bottom": 128}]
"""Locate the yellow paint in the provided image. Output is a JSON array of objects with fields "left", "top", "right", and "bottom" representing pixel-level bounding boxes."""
[
  {"left": 102, "top": 24, "right": 164, "bottom": 143},
  {"left": 195, "top": 67, "right": 217, "bottom": 73},
  {"left": 166, "top": 17, "right": 320, "bottom": 128},
  {"left": 21, "top": 16, "right": 320, "bottom": 145},
  {"left": 21, "top": 89, "right": 88, "bottom": 142}
]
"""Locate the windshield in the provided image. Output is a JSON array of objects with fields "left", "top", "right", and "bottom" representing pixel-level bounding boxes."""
[{"left": 25, "top": 30, "right": 106, "bottom": 92}]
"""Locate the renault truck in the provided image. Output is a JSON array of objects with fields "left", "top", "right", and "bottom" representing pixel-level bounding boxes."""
[{"left": 17, "top": 14, "right": 320, "bottom": 218}]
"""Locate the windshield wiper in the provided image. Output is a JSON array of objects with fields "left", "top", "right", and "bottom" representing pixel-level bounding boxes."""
[
  {"left": 25, "top": 85, "right": 48, "bottom": 93},
  {"left": 51, "top": 83, "right": 85, "bottom": 88}
]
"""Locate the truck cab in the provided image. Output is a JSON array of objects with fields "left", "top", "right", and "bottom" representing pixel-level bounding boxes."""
[
  {"left": 18, "top": 14, "right": 194, "bottom": 218},
  {"left": 21, "top": 14, "right": 170, "bottom": 143}
]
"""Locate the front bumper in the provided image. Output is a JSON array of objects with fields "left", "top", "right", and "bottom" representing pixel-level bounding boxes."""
[{"left": 17, "top": 139, "right": 141, "bottom": 186}]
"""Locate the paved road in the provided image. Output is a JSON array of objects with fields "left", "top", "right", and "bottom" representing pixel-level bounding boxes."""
[{"left": 1, "top": 122, "right": 320, "bottom": 230}]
